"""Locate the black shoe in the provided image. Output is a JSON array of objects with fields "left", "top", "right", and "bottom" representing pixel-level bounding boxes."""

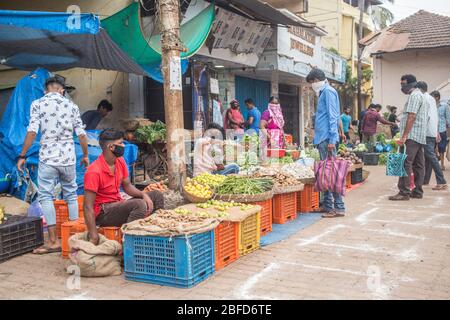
[
  {"left": 410, "top": 193, "right": 423, "bottom": 199},
  {"left": 389, "top": 194, "right": 410, "bottom": 201}
]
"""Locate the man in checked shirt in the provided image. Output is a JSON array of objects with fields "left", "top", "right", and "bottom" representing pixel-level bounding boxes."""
[{"left": 17, "top": 76, "right": 89, "bottom": 254}]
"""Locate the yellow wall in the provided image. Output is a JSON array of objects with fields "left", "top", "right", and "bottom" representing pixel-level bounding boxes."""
[{"left": 0, "top": 0, "right": 133, "bottom": 128}]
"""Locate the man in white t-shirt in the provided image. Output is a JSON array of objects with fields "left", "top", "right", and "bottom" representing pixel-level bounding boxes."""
[{"left": 417, "top": 81, "right": 447, "bottom": 190}]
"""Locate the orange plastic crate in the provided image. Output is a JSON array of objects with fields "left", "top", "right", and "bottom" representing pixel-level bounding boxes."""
[
  {"left": 273, "top": 192, "right": 297, "bottom": 224},
  {"left": 61, "top": 219, "right": 87, "bottom": 258},
  {"left": 214, "top": 221, "right": 239, "bottom": 270},
  {"left": 297, "top": 184, "right": 319, "bottom": 213},
  {"left": 61, "top": 220, "right": 122, "bottom": 259},
  {"left": 98, "top": 226, "right": 123, "bottom": 244},
  {"left": 249, "top": 199, "right": 273, "bottom": 236},
  {"left": 54, "top": 196, "right": 85, "bottom": 238}
]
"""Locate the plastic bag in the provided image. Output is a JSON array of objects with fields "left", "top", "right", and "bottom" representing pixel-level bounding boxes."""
[{"left": 386, "top": 147, "right": 408, "bottom": 177}]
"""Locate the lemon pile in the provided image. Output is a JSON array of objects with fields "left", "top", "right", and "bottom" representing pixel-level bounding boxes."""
[
  {"left": 184, "top": 178, "right": 213, "bottom": 199},
  {"left": 196, "top": 200, "right": 254, "bottom": 212},
  {"left": 192, "top": 173, "right": 226, "bottom": 188}
]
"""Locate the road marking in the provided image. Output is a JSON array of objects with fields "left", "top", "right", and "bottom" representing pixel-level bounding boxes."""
[
  {"left": 360, "top": 228, "right": 426, "bottom": 240},
  {"left": 297, "top": 224, "right": 346, "bottom": 246},
  {"left": 355, "top": 208, "right": 379, "bottom": 225},
  {"left": 235, "top": 263, "right": 280, "bottom": 300}
]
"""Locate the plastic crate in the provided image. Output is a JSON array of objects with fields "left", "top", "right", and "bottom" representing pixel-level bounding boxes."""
[
  {"left": 249, "top": 199, "right": 273, "bottom": 236},
  {"left": 297, "top": 184, "right": 319, "bottom": 213},
  {"left": 273, "top": 192, "right": 297, "bottom": 224},
  {"left": 363, "top": 153, "right": 379, "bottom": 166},
  {"left": 61, "top": 220, "right": 123, "bottom": 259},
  {"left": 214, "top": 221, "right": 239, "bottom": 270},
  {"left": 124, "top": 231, "right": 215, "bottom": 288},
  {"left": 346, "top": 173, "right": 352, "bottom": 189},
  {"left": 238, "top": 211, "right": 261, "bottom": 256},
  {"left": 351, "top": 168, "right": 363, "bottom": 185},
  {"left": 98, "top": 226, "right": 123, "bottom": 244},
  {"left": 54, "top": 196, "right": 85, "bottom": 238},
  {"left": 0, "top": 215, "right": 44, "bottom": 263}
]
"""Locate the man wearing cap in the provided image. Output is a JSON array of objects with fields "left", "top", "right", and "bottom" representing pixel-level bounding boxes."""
[{"left": 17, "top": 76, "right": 89, "bottom": 254}]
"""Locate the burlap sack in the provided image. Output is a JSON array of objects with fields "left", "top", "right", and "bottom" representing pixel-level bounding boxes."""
[
  {"left": 121, "top": 210, "right": 220, "bottom": 237},
  {"left": 0, "top": 195, "right": 29, "bottom": 216},
  {"left": 67, "top": 232, "right": 122, "bottom": 277}
]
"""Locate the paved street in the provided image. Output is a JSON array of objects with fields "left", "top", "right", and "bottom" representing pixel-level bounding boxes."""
[{"left": 1, "top": 165, "right": 450, "bottom": 300}]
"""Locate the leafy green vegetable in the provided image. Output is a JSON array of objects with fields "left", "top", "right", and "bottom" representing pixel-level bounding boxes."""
[
  {"left": 136, "top": 121, "right": 167, "bottom": 144},
  {"left": 216, "top": 176, "right": 273, "bottom": 195},
  {"left": 376, "top": 133, "right": 387, "bottom": 146},
  {"left": 378, "top": 153, "right": 388, "bottom": 165}
]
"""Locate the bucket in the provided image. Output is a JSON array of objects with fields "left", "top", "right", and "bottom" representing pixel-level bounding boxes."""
[{"left": 0, "top": 174, "right": 11, "bottom": 193}]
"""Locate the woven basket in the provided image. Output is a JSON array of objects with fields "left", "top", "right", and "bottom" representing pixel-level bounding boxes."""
[
  {"left": 213, "top": 191, "right": 274, "bottom": 203},
  {"left": 273, "top": 184, "right": 304, "bottom": 195},
  {"left": 183, "top": 189, "right": 212, "bottom": 203}
]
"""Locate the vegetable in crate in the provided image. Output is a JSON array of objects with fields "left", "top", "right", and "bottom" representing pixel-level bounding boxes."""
[
  {"left": 136, "top": 121, "right": 167, "bottom": 144},
  {"left": 215, "top": 176, "right": 273, "bottom": 195}
]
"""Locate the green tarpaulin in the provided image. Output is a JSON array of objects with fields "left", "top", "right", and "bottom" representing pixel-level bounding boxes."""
[{"left": 102, "top": 2, "right": 215, "bottom": 66}]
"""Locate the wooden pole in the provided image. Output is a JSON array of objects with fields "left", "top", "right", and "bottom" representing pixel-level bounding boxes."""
[
  {"left": 157, "top": 0, "right": 186, "bottom": 190},
  {"left": 357, "top": 0, "right": 365, "bottom": 114}
]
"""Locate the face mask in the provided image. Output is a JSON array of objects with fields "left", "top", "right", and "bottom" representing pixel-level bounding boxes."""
[
  {"left": 311, "top": 81, "right": 326, "bottom": 94},
  {"left": 111, "top": 144, "right": 125, "bottom": 158},
  {"left": 401, "top": 82, "right": 416, "bottom": 95}
]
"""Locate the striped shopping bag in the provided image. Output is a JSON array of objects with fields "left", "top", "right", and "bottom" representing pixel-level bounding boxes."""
[{"left": 314, "top": 156, "right": 351, "bottom": 196}]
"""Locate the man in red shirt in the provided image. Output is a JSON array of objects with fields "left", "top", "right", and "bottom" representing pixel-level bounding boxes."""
[
  {"left": 83, "top": 128, "right": 164, "bottom": 245},
  {"left": 361, "top": 104, "right": 395, "bottom": 151}
]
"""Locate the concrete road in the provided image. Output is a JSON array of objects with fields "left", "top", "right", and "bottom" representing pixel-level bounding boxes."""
[{"left": 1, "top": 165, "right": 449, "bottom": 299}]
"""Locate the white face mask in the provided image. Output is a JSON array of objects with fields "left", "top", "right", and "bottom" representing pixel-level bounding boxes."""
[{"left": 311, "top": 81, "right": 326, "bottom": 94}]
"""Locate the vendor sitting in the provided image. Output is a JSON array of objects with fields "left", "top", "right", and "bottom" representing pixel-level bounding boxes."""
[
  {"left": 83, "top": 128, "right": 164, "bottom": 245},
  {"left": 193, "top": 123, "right": 239, "bottom": 177}
]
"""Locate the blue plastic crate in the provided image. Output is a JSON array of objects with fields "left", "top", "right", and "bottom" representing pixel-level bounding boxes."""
[{"left": 123, "top": 230, "right": 215, "bottom": 288}]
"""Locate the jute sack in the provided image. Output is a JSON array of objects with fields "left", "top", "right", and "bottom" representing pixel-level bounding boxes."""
[{"left": 67, "top": 232, "right": 122, "bottom": 277}]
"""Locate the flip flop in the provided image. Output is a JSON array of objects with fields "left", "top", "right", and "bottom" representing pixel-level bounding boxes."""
[
  {"left": 33, "top": 246, "right": 62, "bottom": 255},
  {"left": 432, "top": 185, "right": 448, "bottom": 191},
  {"left": 321, "top": 212, "right": 338, "bottom": 218}
]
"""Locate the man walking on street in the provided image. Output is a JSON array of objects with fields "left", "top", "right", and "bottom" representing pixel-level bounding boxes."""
[
  {"left": 418, "top": 82, "right": 447, "bottom": 190},
  {"left": 432, "top": 90, "right": 450, "bottom": 171},
  {"left": 17, "top": 76, "right": 89, "bottom": 254},
  {"left": 307, "top": 68, "right": 345, "bottom": 218},
  {"left": 389, "top": 75, "right": 428, "bottom": 201}
]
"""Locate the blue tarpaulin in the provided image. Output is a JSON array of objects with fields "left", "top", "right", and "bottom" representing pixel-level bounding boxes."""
[
  {"left": 0, "top": 69, "right": 138, "bottom": 200},
  {"left": 0, "top": 8, "right": 145, "bottom": 74}
]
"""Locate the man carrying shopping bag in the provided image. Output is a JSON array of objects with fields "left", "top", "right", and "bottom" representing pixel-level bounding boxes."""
[
  {"left": 389, "top": 75, "right": 428, "bottom": 201},
  {"left": 307, "top": 68, "right": 346, "bottom": 218}
]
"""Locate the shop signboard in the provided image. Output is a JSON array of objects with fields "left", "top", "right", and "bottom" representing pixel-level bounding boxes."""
[{"left": 321, "top": 48, "right": 347, "bottom": 83}]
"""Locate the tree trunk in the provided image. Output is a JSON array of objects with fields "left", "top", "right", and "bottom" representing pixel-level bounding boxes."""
[
  {"left": 357, "top": 0, "right": 365, "bottom": 114},
  {"left": 157, "top": 0, "right": 186, "bottom": 190}
]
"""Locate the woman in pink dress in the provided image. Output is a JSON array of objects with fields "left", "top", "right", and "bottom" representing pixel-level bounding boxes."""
[
  {"left": 224, "top": 99, "right": 244, "bottom": 139},
  {"left": 260, "top": 97, "right": 285, "bottom": 149}
]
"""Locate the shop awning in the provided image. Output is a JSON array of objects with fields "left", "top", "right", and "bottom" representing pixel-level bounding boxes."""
[
  {"left": 102, "top": 2, "right": 215, "bottom": 66},
  {"left": 0, "top": 9, "right": 146, "bottom": 75},
  {"left": 205, "top": 0, "right": 314, "bottom": 27}
]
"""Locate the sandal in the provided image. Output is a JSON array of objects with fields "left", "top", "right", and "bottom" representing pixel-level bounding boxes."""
[
  {"left": 33, "top": 246, "right": 62, "bottom": 255},
  {"left": 321, "top": 212, "right": 338, "bottom": 218},
  {"left": 432, "top": 184, "right": 448, "bottom": 191}
]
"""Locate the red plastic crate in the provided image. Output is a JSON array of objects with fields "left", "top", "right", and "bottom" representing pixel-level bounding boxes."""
[
  {"left": 273, "top": 192, "right": 297, "bottom": 224},
  {"left": 249, "top": 199, "right": 273, "bottom": 236},
  {"left": 54, "top": 196, "right": 85, "bottom": 238},
  {"left": 297, "top": 184, "right": 319, "bottom": 213},
  {"left": 214, "top": 221, "right": 239, "bottom": 270},
  {"left": 98, "top": 226, "right": 123, "bottom": 244}
]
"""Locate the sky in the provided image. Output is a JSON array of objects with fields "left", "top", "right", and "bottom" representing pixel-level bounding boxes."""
[{"left": 382, "top": 0, "right": 450, "bottom": 22}]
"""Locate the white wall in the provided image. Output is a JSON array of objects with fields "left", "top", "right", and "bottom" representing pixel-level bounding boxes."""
[{"left": 373, "top": 48, "right": 450, "bottom": 111}]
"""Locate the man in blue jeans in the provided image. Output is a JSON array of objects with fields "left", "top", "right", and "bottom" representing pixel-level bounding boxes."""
[
  {"left": 307, "top": 68, "right": 345, "bottom": 218},
  {"left": 17, "top": 76, "right": 89, "bottom": 254}
]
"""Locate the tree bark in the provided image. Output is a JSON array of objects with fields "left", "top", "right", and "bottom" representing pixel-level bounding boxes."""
[{"left": 157, "top": 0, "right": 186, "bottom": 190}]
